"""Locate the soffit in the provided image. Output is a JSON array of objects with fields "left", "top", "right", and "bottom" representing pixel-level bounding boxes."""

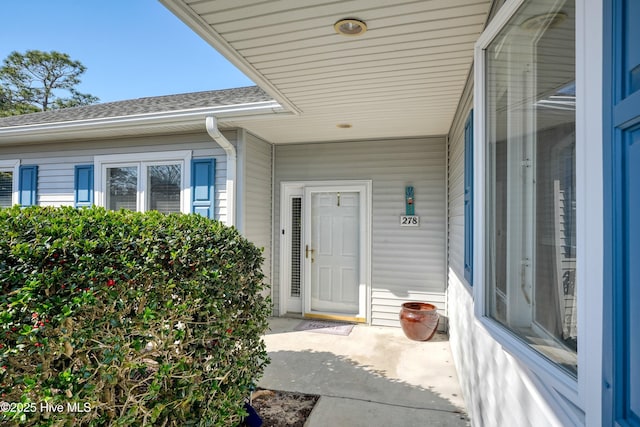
[{"left": 162, "top": 0, "right": 491, "bottom": 144}]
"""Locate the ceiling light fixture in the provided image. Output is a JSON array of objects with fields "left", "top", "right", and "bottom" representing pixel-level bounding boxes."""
[{"left": 334, "top": 18, "right": 367, "bottom": 36}]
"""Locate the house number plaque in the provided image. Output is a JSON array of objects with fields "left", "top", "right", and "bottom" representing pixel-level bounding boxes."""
[{"left": 400, "top": 215, "right": 419, "bottom": 226}]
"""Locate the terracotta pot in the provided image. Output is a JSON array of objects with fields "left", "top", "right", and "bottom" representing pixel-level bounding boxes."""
[{"left": 399, "top": 302, "right": 439, "bottom": 341}]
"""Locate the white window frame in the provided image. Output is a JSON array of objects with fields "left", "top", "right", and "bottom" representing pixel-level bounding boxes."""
[
  {"left": 0, "top": 159, "right": 20, "bottom": 207},
  {"left": 94, "top": 151, "right": 192, "bottom": 213},
  {"left": 473, "top": 0, "right": 601, "bottom": 417}
]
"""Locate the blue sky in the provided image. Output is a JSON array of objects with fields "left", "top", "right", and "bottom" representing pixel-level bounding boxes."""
[{"left": 0, "top": 0, "right": 253, "bottom": 103}]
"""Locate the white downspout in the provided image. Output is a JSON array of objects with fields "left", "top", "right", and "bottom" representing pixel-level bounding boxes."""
[{"left": 206, "top": 116, "right": 236, "bottom": 227}]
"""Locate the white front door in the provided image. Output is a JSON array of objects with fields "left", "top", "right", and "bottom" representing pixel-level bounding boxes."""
[{"left": 305, "top": 190, "right": 360, "bottom": 314}]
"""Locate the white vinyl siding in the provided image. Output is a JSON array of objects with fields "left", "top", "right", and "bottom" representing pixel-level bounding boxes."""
[
  {"left": 241, "top": 131, "right": 273, "bottom": 291},
  {"left": 0, "top": 155, "right": 88, "bottom": 207},
  {"left": 0, "top": 131, "right": 233, "bottom": 219},
  {"left": 39, "top": 162, "right": 79, "bottom": 206},
  {"left": 274, "top": 137, "right": 446, "bottom": 327}
]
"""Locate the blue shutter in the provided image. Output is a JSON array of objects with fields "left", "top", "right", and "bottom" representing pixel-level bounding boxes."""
[
  {"left": 463, "top": 110, "right": 474, "bottom": 285},
  {"left": 191, "top": 158, "right": 215, "bottom": 219},
  {"left": 18, "top": 165, "right": 37, "bottom": 206},
  {"left": 604, "top": 0, "right": 640, "bottom": 424},
  {"left": 74, "top": 165, "right": 94, "bottom": 207}
]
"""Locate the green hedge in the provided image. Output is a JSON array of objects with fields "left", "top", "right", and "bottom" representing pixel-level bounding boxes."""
[{"left": 0, "top": 206, "right": 271, "bottom": 426}]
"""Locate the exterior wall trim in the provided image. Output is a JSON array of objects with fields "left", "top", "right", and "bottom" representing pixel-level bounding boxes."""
[{"left": 577, "top": 0, "right": 604, "bottom": 424}]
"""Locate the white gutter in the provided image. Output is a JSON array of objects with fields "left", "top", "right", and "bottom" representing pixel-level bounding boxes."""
[
  {"left": 0, "top": 101, "right": 282, "bottom": 134},
  {"left": 0, "top": 101, "right": 289, "bottom": 145},
  {"left": 206, "top": 116, "right": 236, "bottom": 227}
]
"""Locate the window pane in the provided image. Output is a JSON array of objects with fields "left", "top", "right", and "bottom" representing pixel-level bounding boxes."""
[
  {"left": 485, "top": 0, "right": 577, "bottom": 376},
  {"left": 0, "top": 171, "right": 13, "bottom": 207},
  {"left": 106, "top": 167, "right": 137, "bottom": 211},
  {"left": 147, "top": 164, "right": 181, "bottom": 214}
]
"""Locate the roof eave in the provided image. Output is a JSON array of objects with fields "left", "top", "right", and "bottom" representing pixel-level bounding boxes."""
[
  {"left": 159, "top": 0, "right": 302, "bottom": 116},
  {"left": 0, "top": 101, "right": 288, "bottom": 145}
]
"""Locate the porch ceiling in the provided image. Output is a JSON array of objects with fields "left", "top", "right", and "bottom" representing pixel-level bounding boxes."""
[{"left": 161, "top": 0, "right": 491, "bottom": 144}]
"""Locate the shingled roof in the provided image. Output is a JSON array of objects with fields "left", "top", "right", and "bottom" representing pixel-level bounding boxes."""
[{"left": 0, "top": 86, "right": 273, "bottom": 128}]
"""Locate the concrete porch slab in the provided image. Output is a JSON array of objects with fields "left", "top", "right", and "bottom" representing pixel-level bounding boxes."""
[{"left": 258, "top": 317, "right": 470, "bottom": 426}]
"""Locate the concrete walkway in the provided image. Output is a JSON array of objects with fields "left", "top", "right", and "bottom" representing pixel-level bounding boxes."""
[{"left": 258, "top": 317, "right": 470, "bottom": 426}]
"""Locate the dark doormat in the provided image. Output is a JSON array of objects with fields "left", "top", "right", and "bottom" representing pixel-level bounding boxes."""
[{"left": 293, "top": 319, "right": 354, "bottom": 336}]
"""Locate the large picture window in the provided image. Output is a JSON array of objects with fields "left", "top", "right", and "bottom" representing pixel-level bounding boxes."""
[
  {"left": 105, "top": 163, "right": 182, "bottom": 213},
  {"left": 484, "top": 0, "right": 577, "bottom": 375},
  {"left": 96, "top": 151, "right": 191, "bottom": 214}
]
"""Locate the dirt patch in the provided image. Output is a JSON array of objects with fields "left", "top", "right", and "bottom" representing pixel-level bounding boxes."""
[{"left": 247, "top": 388, "right": 319, "bottom": 427}]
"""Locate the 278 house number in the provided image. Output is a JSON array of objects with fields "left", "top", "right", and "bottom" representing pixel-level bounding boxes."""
[{"left": 400, "top": 215, "right": 419, "bottom": 226}]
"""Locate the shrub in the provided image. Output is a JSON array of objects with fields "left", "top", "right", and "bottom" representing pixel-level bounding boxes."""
[{"left": 0, "top": 206, "right": 271, "bottom": 426}]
